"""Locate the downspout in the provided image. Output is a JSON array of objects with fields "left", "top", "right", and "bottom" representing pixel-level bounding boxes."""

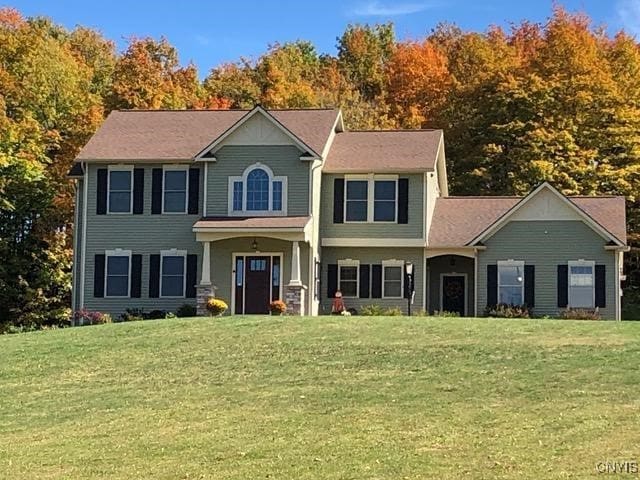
[{"left": 80, "top": 161, "right": 88, "bottom": 310}]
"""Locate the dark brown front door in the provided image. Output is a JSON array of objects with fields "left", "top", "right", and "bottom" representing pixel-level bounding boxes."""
[
  {"left": 244, "top": 256, "right": 271, "bottom": 314},
  {"left": 442, "top": 275, "right": 465, "bottom": 315}
]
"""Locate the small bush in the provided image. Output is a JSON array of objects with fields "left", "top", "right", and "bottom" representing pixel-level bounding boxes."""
[
  {"left": 434, "top": 310, "right": 460, "bottom": 318},
  {"left": 269, "top": 300, "right": 287, "bottom": 315},
  {"left": 559, "top": 308, "right": 601, "bottom": 320},
  {"left": 146, "top": 310, "right": 168, "bottom": 320},
  {"left": 206, "top": 297, "right": 228, "bottom": 316},
  {"left": 176, "top": 304, "right": 197, "bottom": 317},
  {"left": 119, "top": 308, "right": 145, "bottom": 322},
  {"left": 484, "top": 304, "right": 531, "bottom": 318},
  {"left": 165, "top": 312, "right": 177, "bottom": 319},
  {"left": 74, "top": 309, "right": 110, "bottom": 326},
  {"left": 360, "top": 305, "right": 403, "bottom": 316}
]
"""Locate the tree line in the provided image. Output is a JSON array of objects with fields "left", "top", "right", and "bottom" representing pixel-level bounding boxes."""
[{"left": 1, "top": 6, "right": 639, "bottom": 327}]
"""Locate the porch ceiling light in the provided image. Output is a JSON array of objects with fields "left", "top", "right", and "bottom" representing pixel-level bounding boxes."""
[{"left": 251, "top": 239, "right": 259, "bottom": 251}]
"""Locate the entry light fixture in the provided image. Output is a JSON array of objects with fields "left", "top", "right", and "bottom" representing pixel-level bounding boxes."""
[{"left": 251, "top": 238, "right": 259, "bottom": 253}]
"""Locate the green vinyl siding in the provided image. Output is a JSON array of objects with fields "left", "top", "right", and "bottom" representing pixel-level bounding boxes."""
[
  {"left": 206, "top": 145, "right": 309, "bottom": 216},
  {"left": 477, "top": 220, "right": 616, "bottom": 319},
  {"left": 320, "top": 173, "right": 424, "bottom": 239},
  {"left": 205, "top": 237, "right": 310, "bottom": 315},
  {"left": 320, "top": 247, "right": 424, "bottom": 315},
  {"left": 82, "top": 163, "right": 202, "bottom": 318}
]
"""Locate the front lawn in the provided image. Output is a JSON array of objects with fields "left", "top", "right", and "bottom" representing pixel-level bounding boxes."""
[{"left": 0, "top": 316, "right": 639, "bottom": 479}]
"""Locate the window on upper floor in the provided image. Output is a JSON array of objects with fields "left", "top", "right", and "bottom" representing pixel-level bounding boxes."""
[
  {"left": 108, "top": 167, "right": 133, "bottom": 214},
  {"left": 228, "top": 164, "right": 287, "bottom": 215},
  {"left": 163, "top": 167, "right": 188, "bottom": 213},
  {"left": 344, "top": 175, "right": 398, "bottom": 223}
]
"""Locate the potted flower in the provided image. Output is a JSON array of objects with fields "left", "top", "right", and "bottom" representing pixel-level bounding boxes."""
[
  {"left": 206, "top": 297, "right": 228, "bottom": 317},
  {"left": 269, "top": 300, "right": 287, "bottom": 316}
]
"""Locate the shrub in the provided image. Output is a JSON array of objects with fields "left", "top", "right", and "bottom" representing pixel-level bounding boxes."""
[
  {"left": 206, "top": 297, "right": 228, "bottom": 316},
  {"left": 484, "top": 304, "right": 531, "bottom": 318},
  {"left": 165, "top": 312, "right": 177, "bottom": 319},
  {"left": 269, "top": 300, "right": 287, "bottom": 315},
  {"left": 360, "top": 305, "right": 403, "bottom": 316},
  {"left": 176, "top": 304, "right": 197, "bottom": 318},
  {"left": 434, "top": 310, "right": 460, "bottom": 318},
  {"left": 559, "top": 308, "right": 601, "bottom": 320},
  {"left": 146, "top": 310, "right": 168, "bottom": 320},
  {"left": 74, "top": 309, "right": 111, "bottom": 326},
  {"left": 119, "top": 308, "right": 145, "bottom": 322}
]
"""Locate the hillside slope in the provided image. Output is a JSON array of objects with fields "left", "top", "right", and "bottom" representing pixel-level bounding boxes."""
[{"left": 1, "top": 317, "right": 639, "bottom": 479}]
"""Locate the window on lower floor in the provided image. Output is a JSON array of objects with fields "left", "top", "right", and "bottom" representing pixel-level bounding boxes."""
[
  {"left": 161, "top": 251, "right": 186, "bottom": 297},
  {"left": 338, "top": 260, "right": 359, "bottom": 298},
  {"left": 105, "top": 250, "right": 131, "bottom": 297},
  {"left": 498, "top": 260, "right": 524, "bottom": 305},
  {"left": 569, "top": 261, "right": 594, "bottom": 308},
  {"left": 382, "top": 260, "right": 403, "bottom": 298}
]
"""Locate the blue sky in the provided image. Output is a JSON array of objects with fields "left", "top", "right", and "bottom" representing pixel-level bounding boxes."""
[{"left": 7, "top": 0, "right": 640, "bottom": 75}]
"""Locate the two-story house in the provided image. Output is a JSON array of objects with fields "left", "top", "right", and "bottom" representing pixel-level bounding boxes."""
[{"left": 68, "top": 106, "right": 628, "bottom": 320}]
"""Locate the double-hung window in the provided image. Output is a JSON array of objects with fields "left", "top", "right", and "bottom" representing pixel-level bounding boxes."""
[
  {"left": 497, "top": 260, "right": 524, "bottom": 305},
  {"left": 345, "top": 180, "right": 368, "bottom": 221},
  {"left": 382, "top": 260, "right": 403, "bottom": 298},
  {"left": 161, "top": 250, "right": 186, "bottom": 297},
  {"left": 105, "top": 249, "right": 131, "bottom": 297},
  {"left": 229, "top": 164, "right": 286, "bottom": 215},
  {"left": 163, "top": 167, "right": 188, "bottom": 213},
  {"left": 108, "top": 167, "right": 133, "bottom": 213},
  {"left": 338, "top": 260, "right": 359, "bottom": 298},
  {"left": 568, "top": 260, "right": 594, "bottom": 308},
  {"left": 345, "top": 175, "right": 398, "bottom": 223}
]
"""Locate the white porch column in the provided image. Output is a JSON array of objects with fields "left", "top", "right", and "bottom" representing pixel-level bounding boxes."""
[
  {"left": 201, "top": 241, "right": 211, "bottom": 285},
  {"left": 290, "top": 241, "right": 302, "bottom": 286}
]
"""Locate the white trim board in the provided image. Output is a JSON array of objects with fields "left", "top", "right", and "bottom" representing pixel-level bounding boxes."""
[{"left": 322, "top": 238, "right": 426, "bottom": 247}]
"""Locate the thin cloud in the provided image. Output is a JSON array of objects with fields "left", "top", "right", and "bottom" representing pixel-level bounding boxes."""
[
  {"left": 616, "top": 0, "right": 640, "bottom": 36},
  {"left": 351, "top": 1, "right": 431, "bottom": 16}
]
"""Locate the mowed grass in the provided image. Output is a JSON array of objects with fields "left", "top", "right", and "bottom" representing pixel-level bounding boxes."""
[{"left": 1, "top": 317, "right": 639, "bottom": 479}]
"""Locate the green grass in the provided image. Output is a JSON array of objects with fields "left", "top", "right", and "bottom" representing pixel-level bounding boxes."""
[{"left": 1, "top": 316, "right": 639, "bottom": 479}]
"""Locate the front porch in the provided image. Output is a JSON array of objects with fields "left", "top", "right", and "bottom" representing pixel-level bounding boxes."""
[
  {"left": 193, "top": 217, "right": 313, "bottom": 316},
  {"left": 426, "top": 252, "right": 476, "bottom": 316}
]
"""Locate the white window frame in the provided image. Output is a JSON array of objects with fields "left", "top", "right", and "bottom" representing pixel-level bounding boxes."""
[
  {"left": 160, "top": 249, "right": 187, "bottom": 298},
  {"left": 382, "top": 259, "right": 404, "bottom": 299},
  {"left": 227, "top": 163, "right": 287, "bottom": 216},
  {"left": 338, "top": 259, "right": 360, "bottom": 299},
  {"left": 107, "top": 165, "right": 133, "bottom": 215},
  {"left": 104, "top": 249, "right": 131, "bottom": 298},
  {"left": 162, "top": 165, "right": 189, "bottom": 214},
  {"left": 344, "top": 174, "right": 399, "bottom": 224},
  {"left": 497, "top": 260, "right": 525, "bottom": 305},
  {"left": 568, "top": 260, "right": 595, "bottom": 309}
]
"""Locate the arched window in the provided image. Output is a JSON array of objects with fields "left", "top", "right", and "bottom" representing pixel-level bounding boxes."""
[
  {"left": 246, "top": 168, "right": 270, "bottom": 211},
  {"left": 229, "top": 164, "right": 287, "bottom": 215}
]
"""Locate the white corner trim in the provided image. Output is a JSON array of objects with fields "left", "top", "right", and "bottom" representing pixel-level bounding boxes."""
[
  {"left": 203, "top": 162, "right": 208, "bottom": 217},
  {"left": 79, "top": 163, "right": 88, "bottom": 308}
]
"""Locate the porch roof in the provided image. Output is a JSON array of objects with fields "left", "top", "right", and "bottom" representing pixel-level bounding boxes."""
[{"left": 193, "top": 216, "right": 311, "bottom": 230}]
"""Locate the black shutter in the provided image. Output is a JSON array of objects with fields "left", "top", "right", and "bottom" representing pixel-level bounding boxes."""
[
  {"left": 327, "top": 264, "right": 338, "bottom": 299},
  {"left": 557, "top": 265, "right": 568, "bottom": 308},
  {"left": 151, "top": 168, "right": 163, "bottom": 214},
  {"left": 524, "top": 265, "right": 535, "bottom": 308},
  {"left": 371, "top": 264, "right": 382, "bottom": 298},
  {"left": 188, "top": 168, "right": 200, "bottom": 215},
  {"left": 487, "top": 264, "right": 497, "bottom": 306},
  {"left": 96, "top": 168, "right": 107, "bottom": 215},
  {"left": 131, "top": 254, "right": 142, "bottom": 298},
  {"left": 359, "top": 264, "right": 370, "bottom": 298},
  {"left": 333, "top": 178, "right": 344, "bottom": 224},
  {"left": 93, "top": 254, "right": 105, "bottom": 297},
  {"left": 149, "top": 254, "right": 160, "bottom": 298},
  {"left": 133, "top": 168, "right": 144, "bottom": 214},
  {"left": 186, "top": 254, "right": 198, "bottom": 298},
  {"left": 398, "top": 178, "right": 409, "bottom": 224},
  {"left": 595, "top": 265, "right": 606, "bottom": 308}
]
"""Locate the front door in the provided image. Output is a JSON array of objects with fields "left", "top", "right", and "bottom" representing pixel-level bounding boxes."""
[
  {"left": 442, "top": 275, "right": 465, "bottom": 315},
  {"left": 244, "top": 256, "right": 271, "bottom": 314}
]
